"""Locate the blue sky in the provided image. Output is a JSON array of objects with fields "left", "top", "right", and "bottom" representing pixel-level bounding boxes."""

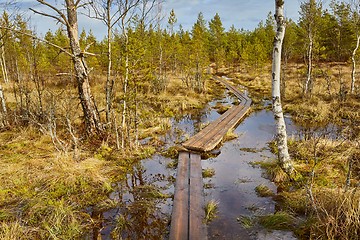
[{"left": 6, "top": 0, "right": 330, "bottom": 39}]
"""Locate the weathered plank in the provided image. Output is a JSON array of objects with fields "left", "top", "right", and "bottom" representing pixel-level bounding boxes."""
[
  {"left": 183, "top": 105, "right": 243, "bottom": 150},
  {"left": 189, "top": 153, "right": 207, "bottom": 240},
  {"left": 182, "top": 76, "right": 252, "bottom": 152},
  {"left": 170, "top": 152, "right": 207, "bottom": 240},
  {"left": 182, "top": 77, "right": 251, "bottom": 152},
  {"left": 169, "top": 152, "right": 190, "bottom": 240},
  {"left": 170, "top": 76, "right": 251, "bottom": 240}
]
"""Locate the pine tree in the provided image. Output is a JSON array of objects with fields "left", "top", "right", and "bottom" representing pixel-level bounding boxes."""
[
  {"left": 190, "top": 12, "right": 209, "bottom": 92},
  {"left": 208, "top": 13, "right": 225, "bottom": 70}
]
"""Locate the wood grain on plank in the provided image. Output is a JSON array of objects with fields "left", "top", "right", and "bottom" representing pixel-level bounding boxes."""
[{"left": 169, "top": 152, "right": 190, "bottom": 240}]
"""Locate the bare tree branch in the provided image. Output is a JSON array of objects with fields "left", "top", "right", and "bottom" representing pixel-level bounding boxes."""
[
  {"left": 34, "top": 0, "right": 69, "bottom": 26},
  {"left": 110, "top": 0, "right": 141, "bottom": 28},
  {"left": 0, "top": 26, "right": 74, "bottom": 57},
  {"left": 29, "top": 8, "right": 66, "bottom": 25},
  {"left": 75, "top": 0, "right": 82, "bottom": 7}
]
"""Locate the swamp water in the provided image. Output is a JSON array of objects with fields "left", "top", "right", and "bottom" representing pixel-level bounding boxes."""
[{"left": 98, "top": 90, "right": 300, "bottom": 239}]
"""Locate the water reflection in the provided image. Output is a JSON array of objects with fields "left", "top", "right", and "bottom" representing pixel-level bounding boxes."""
[
  {"left": 95, "top": 161, "right": 173, "bottom": 240},
  {"left": 96, "top": 90, "right": 310, "bottom": 239},
  {"left": 203, "top": 110, "right": 297, "bottom": 239}
]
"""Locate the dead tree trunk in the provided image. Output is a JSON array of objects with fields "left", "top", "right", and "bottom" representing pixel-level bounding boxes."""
[
  {"left": 65, "top": 0, "right": 103, "bottom": 135},
  {"left": 32, "top": 0, "right": 103, "bottom": 136},
  {"left": 272, "top": 0, "right": 297, "bottom": 179}
]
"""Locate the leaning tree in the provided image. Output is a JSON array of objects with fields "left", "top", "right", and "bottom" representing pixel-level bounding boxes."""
[{"left": 31, "top": 0, "right": 103, "bottom": 136}]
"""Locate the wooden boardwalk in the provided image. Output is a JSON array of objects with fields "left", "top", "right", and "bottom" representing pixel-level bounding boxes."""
[
  {"left": 169, "top": 76, "right": 251, "bottom": 240},
  {"left": 182, "top": 76, "right": 251, "bottom": 152},
  {"left": 169, "top": 152, "right": 207, "bottom": 240}
]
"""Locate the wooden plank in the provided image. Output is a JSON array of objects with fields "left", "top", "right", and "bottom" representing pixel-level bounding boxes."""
[
  {"left": 169, "top": 152, "right": 190, "bottom": 240},
  {"left": 182, "top": 106, "right": 237, "bottom": 147},
  {"left": 170, "top": 76, "right": 251, "bottom": 240},
  {"left": 189, "top": 153, "right": 207, "bottom": 240},
  {"left": 183, "top": 104, "right": 244, "bottom": 150},
  {"left": 203, "top": 106, "right": 251, "bottom": 151},
  {"left": 182, "top": 76, "right": 252, "bottom": 152},
  {"left": 183, "top": 104, "right": 247, "bottom": 152},
  {"left": 196, "top": 105, "right": 245, "bottom": 150}
]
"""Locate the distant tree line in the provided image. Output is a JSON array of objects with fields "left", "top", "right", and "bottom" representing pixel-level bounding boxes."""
[{"left": 0, "top": 0, "right": 359, "bottom": 147}]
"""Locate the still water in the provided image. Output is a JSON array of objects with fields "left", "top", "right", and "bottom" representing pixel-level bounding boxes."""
[{"left": 99, "top": 90, "right": 299, "bottom": 239}]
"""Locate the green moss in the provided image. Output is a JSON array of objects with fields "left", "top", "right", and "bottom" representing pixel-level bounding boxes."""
[
  {"left": 167, "top": 159, "right": 178, "bottom": 169},
  {"left": 94, "top": 144, "right": 113, "bottom": 161},
  {"left": 161, "top": 146, "right": 179, "bottom": 159}
]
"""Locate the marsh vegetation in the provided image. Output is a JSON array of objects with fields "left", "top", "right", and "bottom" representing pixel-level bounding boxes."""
[{"left": 0, "top": 0, "right": 359, "bottom": 239}]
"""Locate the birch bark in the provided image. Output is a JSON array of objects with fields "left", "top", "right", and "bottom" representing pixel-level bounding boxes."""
[
  {"left": 272, "top": 0, "right": 297, "bottom": 178},
  {"left": 0, "top": 84, "right": 8, "bottom": 127},
  {"left": 351, "top": 35, "right": 360, "bottom": 94}
]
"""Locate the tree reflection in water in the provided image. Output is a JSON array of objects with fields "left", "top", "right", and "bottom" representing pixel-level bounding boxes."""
[{"left": 95, "top": 162, "right": 171, "bottom": 240}]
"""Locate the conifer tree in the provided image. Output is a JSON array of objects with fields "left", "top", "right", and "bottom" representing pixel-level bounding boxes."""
[
  {"left": 209, "top": 13, "right": 225, "bottom": 70},
  {"left": 191, "top": 12, "right": 209, "bottom": 92}
]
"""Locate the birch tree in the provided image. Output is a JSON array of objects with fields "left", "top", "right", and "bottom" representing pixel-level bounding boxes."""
[
  {"left": 299, "top": 0, "right": 322, "bottom": 95},
  {"left": 0, "top": 28, "right": 9, "bottom": 83},
  {"left": 272, "top": 0, "right": 297, "bottom": 179},
  {"left": 88, "top": 0, "right": 141, "bottom": 124},
  {"left": 31, "top": 0, "right": 103, "bottom": 136},
  {"left": 350, "top": 0, "right": 360, "bottom": 94},
  {"left": 0, "top": 84, "right": 8, "bottom": 127}
]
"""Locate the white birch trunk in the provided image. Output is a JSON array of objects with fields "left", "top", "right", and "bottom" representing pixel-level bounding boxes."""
[
  {"left": 121, "top": 31, "right": 129, "bottom": 149},
  {"left": 272, "top": 0, "right": 296, "bottom": 177},
  {"left": 105, "top": 0, "right": 113, "bottom": 124},
  {"left": 304, "top": 32, "right": 313, "bottom": 95},
  {"left": 351, "top": 35, "right": 360, "bottom": 94},
  {"left": 0, "top": 84, "right": 8, "bottom": 127},
  {"left": 0, "top": 40, "right": 9, "bottom": 83}
]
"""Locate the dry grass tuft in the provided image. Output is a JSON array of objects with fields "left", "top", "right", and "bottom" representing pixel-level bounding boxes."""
[{"left": 311, "top": 188, "right": 360, "bottom": 240}]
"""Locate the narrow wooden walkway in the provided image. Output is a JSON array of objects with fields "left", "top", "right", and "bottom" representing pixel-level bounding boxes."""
[
  {"left": 169, "top": 76, "right": 251, "bottom": 240},
  {"left": 182, "top": 76, "right": 251, "bottom": 152},
  {"left": 169, "top": 152, "right": 207, "bottom": 240}
]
